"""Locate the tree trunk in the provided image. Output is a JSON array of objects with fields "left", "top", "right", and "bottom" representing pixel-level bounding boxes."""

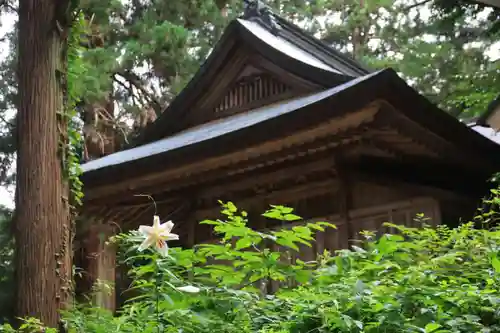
[{"left": 15, "top": 0, "right": 72, "bottom": 327}]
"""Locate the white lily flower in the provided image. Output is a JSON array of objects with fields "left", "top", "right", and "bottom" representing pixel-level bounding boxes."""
[
  {"left": 137, "top": 215, "right": 179, "bottom": 256},
  {"left": 176, "top": 285, "right": 200, "bottom": 293}
]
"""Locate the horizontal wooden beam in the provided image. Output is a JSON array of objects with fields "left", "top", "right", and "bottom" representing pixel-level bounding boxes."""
[
  {"left": 83, "top": 126, "right": 377, "bottom": 207},
  {"left": 98, "top": 138, "right": 360, "bottom": 209},
  {"left": 198, "top": 157, "right": 336, "bottom": 201},
  {"left": 82, "top": 154, "right": 338, "bottom": 225},
  {"left": 367, "top": 132, "right": 438, "bottom": 159},
  {"left": 83, "top": 103, "right": 380, "bottom": 203},
  {"left": 82, "top": 148, "right": 483, "bottom": 226},
  {"left": 350, "top": 155, "right": 491, "bottom": 197},
  {"left": 193, "top": 178, "right": 340, "bottom": 220},
  {"left": 187, "top": 196, "right": 441, "bottom": 246},
  {"left": 350, "top": 170, "right": 476, "bottom": 202}
]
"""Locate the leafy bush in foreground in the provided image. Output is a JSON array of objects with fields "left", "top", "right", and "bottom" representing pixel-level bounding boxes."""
[{"left": 4, "top": 203, "right": 500, "bottom": 332}]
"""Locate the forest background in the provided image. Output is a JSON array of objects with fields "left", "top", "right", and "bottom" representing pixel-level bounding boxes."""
[{"left": 0, "top": 0, "right": 498, "bottom": 322}]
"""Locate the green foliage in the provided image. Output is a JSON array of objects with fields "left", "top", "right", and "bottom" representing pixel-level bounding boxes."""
[
  {"left": 0, "top": 317, "right": 58, "bottom": 333},
  {"left": 74, "top": 0, "right": 238, "bottom": 114},
  {"left": 7, "top": 201, "right": 500, "bottom": 332},
  {"left": 0, "top": 206, "right": 13, "bottom": 323},
  {"left": 64, "top": 203, "right": 336, "bottom": 333},
  {"left": 0, "top": 18, "right": 17, "bottom": 190},
  {"left": 269, "top": 222, "right": 500, "bottom": 332},
  {"left": 193, "top": 203, "right": 334, "bottom": 289},
  {"left": 311, "top": 0, "right": 499, "bottom": 119},
  {"left": 65, "top": 13, "right": 88, "bottom": 208}
]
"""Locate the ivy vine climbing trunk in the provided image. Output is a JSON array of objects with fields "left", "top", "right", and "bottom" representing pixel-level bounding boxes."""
[{"left": 15, "top": 0, "right": 72, "bottom": 327}]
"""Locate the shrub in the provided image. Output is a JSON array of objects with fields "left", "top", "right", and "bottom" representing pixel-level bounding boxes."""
[{"left": 4, "top": 202, "right": 500, "bottom": 332}]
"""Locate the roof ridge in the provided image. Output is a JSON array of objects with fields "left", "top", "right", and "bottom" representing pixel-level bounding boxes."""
[
  {"left": 271, "top": 14, "right": 371, "bottom": 74},
  {"left": 241, "top": 0, "right": 371, "bottom": 76}
]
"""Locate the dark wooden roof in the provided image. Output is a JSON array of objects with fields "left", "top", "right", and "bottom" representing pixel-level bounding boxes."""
[
  {"left": 82, "top": 71, "right": 378, "bottom": 174},
  {"left": 133, "top": 8, "right": 370, "bottom": 146},
  {"left": 81, "top": 68, "right": 500, "bottom": 191}
]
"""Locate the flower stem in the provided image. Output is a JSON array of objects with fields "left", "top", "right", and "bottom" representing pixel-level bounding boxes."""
[{"left": 154, "top": 255, "right": 161, "bottom": 333}]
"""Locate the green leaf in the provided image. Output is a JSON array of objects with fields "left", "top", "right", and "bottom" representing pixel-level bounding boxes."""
[
  {"left": 316, "top": 221, "right": 337, "bottom": 229},
  {"left": 275, "top": 237, "right": 299, "bottom": 251},
  {"left": 262, "top": 211, "right": 282, "bottom": 219},
  {"left": 226, "top": 201, "right": 237, "bottom": 213},
  {"left": 199, "top": 219, "right": 220, "bottom": 225},
  {"left": 425, "top": 323, "right": 442, "bottom": 333},
  {"left": 492, "top": 254, "right": 500, "bottom": 273},
  {"left": 295, "top": 270, "right": 311, "bottom": 283},
  {"left": 283, "top": 213, "right": 301, "bottom": 221},
  {"left": 351, "top": 245, "right": 366, "bottom": 253},
  {"left": 235, "top": 238, "right": 253, "bottom": 250}
]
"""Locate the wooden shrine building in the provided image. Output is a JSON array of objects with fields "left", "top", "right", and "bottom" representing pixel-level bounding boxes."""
[{"left": 77, "top": 1, "right": 500, "bottom": 310}]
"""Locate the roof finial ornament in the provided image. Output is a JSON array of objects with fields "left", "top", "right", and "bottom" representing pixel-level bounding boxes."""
[{"left": 243, "top": 0, "right": 282, "bottom": 35}]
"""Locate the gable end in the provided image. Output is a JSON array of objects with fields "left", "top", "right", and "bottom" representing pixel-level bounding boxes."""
[{"left": 214, "top": 72, "right": 293, "bottom": 115}]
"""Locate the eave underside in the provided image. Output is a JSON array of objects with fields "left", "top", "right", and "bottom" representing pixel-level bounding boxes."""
[{"left": 80, "top": 100, "right": 496, "bottom": 238}]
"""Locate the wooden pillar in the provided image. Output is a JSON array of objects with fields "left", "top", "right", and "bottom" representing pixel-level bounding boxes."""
[
  {"left": 324, "top": 215, "right": 338, "bottom": 252},
  {"left": 334, "top": 153, "right": 354, "bottom": 248},
  {"left": 85, "top": 223, "right": 117, "bottom": 311}
]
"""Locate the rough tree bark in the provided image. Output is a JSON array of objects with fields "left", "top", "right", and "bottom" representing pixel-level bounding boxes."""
[{"left": 15, "top": 0, "right": 72, "bottom": 327}]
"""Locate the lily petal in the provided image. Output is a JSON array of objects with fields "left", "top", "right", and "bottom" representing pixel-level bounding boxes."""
[
  {"left": 138, "top": 237, "right": 155, "bottom": 251},
  {"left": 160, "top": 220, "right": 174, "bottom": 233},
  {"left": 138, "top": 225, "right": 153, "bottom": 236},
  {"left": 176, "top": 285, "right": 200, "bottom": 293},
  {"left": 153, "top": 215, "right": 161, "bottom": 229},
  {"left": 156, "top": 240, "right": 169, "bottom": 256},
  {"left": 162, "top": 233, "right": 179, "bottom": 241},
  {"left": 137, "top": 216, "right": 180, "bottom": 256}
]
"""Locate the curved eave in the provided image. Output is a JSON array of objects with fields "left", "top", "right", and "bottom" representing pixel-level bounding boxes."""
[
  {"left": 81, "top": 72, "right": 381, "bottom": 188},
  {"left": 135, "top": 19, "right": 354, "bottom": 146},
  {"left": 377, "top": 71, "right": 500, "bottom": 168},
  {"left": 81, "top": 69, "right": 500, "bottom": 190}
]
